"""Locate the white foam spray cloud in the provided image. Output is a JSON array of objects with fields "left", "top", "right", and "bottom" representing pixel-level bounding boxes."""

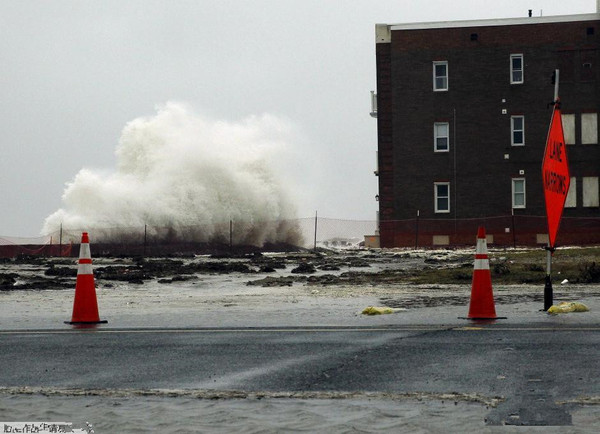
[{"left": 42, "top": 102, "right": 302, "bottom": 246}]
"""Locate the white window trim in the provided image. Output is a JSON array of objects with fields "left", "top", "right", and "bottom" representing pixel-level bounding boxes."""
[
  {"left": 434, "top": 122, "right": 449, "bottom": 152},
  {"left": 511, "top": 115, "right": 525, "bottom": 146},
  {"left": 510, "top": 53, "right": 524, "bottom": 84},
  {"left": 433, "top": 61, "right": 448, "bottom": 92},
  {"left": 434, "top": 182, "right": 450, "bottom": 213},
  {"left": 512, "top": 178, "right": 526, "bottom": 209}
]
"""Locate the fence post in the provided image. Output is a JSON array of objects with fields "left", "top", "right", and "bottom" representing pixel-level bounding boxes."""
[
  {"left": 314, "top": 211, "right": 318, "bottom": 251},
  {"left": 415, "top": 210, "right": 420, "bottom": 249},
  {"left": 230, "top": 220, "right": 233, "bottom": 254},
  {"left": 59, "top": 223, "right": 63, "bottom": 257},
  {"left": 511, "top": 210, "right": 516, "bottom": 248},
  {"left": 144, "top": 224, "right": 147, "bottom": 257}
]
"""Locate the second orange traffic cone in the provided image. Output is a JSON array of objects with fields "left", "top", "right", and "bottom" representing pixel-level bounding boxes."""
[
  {"left": 467, "top": 226, "right": 498, "bottom": 320},
  {"left": 65, "top": 232, "right": 107, "bottom": 325}
]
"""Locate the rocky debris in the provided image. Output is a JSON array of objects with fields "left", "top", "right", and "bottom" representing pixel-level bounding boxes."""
[
  {"left": 247, "top": 276, "right": 306, "bottom": 287},
  {"left": 13, "top": 279, "right": 73, "bottom": 290},
  {"left": 94, "top": 259, "right": 254, "bottom": 283},
  {"left": 0, "top": 273, "right": 72, "bottom": 291},
  {"left": 0, "top": 273, "right": 18, "bottom": 290},
  {"left": 3, "top": 246, "right": 600, "bottom": 291},
  {"left": 13, "top": 255, "right": 48, "bottom": 265},
  {"left": 346, "top": 259, "right": 371, "bottom": 268},
  {"left": 189, "top": 261, "right": 253, "bottom": 274},
  {"left": 250, "top": 255, "right": 286, "bottom": 271},
  {"left": 318, "top": 264, "right": 341, "bottom": 271},
  {"left": 259, "top": 265, "right": 277, "bottom": 273},
  {"left": 45, "top": 265, "right": 77, "bottom": 277},
  {"left": 291, "top": 263, "right": 317, "bottom": 274},
  {"left": 307, "top": 274, "right": 340, "bottom": 285},
  {"left": 95, "top": 266, "right": 151, "bottom": 284},
  {"left": 158, "top": 275, "right": 198, "bottom": 284}
]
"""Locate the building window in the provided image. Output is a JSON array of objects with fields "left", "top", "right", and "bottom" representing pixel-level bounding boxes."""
[
  {"left": 434, "top": 182, "right": 450, "bottom": 213},
  {"left": 434, "top": 122, "right": 449, "bottom": 152},
  {"left": 433, "top": 61, "right": 448, "bottom": 91},
  {"left": 582, "top": 113, "right": 598, "bottom": 144},
  {"left": 510, "top": 54, "right": 524, "bottom": 84},
  {"left": 562, "top": 114, "right": 576, "bottom": 144},
  {"left": 512, "top": 178, "right": 526, "bottom": 208},
  {"left": 583, "top": 177, "right": 599, "bottom": 207},
  {"left": 511, "top": 115, "right": 525, "bottom": 146},
  {"left": 565, "top": 177, "right": 577, "bottom": 208}
]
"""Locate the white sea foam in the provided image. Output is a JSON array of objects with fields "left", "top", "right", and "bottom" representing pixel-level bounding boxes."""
[{"left": 42, "top": 102, "right": 301, "bottom": 245}]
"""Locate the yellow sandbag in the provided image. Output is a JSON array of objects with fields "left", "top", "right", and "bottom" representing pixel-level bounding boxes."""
[
  {"left": 362, "top": 306, "right": 394, "bottom": 315},
  {"left": 571, "top": 302, "right": 590, "bottom": 312},
  {"left": 547, "top": 302, "right": 589, "bottom": 314}
]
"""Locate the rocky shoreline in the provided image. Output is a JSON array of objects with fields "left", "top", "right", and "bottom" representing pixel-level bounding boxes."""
[{"left": 1, "top": 247, "right": 600, "bottom": 292}]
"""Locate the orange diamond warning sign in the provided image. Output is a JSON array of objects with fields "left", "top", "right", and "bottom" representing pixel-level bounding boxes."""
[{"left": 542, "top": 102, "right": 570, "bottom": 249}]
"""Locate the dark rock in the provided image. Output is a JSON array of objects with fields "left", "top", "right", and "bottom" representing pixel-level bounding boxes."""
[
  {"left": 246, "top": 276, "right": 306, "bottom": 287},
  {"left": 45, "top": 265, "right": 77, "bottom": 277},
  {"left": 0, "top": 273, "right": 18, "bottom": 290},
  {"left": 14, "top": 255, "right": 48, "bottom": 265},
  {"left": 11, "top": 278, "right": 72, "bottom": 291},
  {"left": 250, "top": 256, "right": 286, "bottom": 270},
  {"left": 189, "top": 261, "right": 253, "bottom": 274},
  {"left": 347, "top": 260, "right": 370, "bottom": 268},
  {"left": 158, "top": 275, "right": 196, "bottom": 284},
  {"left": 291, "top": 263, "right": 316, "bottom": 274},
  {"left": 307, "top": 274, "right": 341, "bottom": 285},
  {"left": 95, "top": 265, "right": 152, "bottom": 282},
  {"left": 319, "top": 264, "right": 341, "bottom": 271},
  {"left": 259, "top": 266, "right": 276, "bottom": 273}
]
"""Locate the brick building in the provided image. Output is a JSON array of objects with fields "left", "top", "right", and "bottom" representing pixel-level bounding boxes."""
[{"left": 373, "top": 10, "right": 600, "bottom": 247}]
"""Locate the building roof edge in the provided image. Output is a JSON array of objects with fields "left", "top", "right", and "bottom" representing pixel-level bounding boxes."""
[{"left": 385, "top": 13, "right": 599, "bottom": 32}]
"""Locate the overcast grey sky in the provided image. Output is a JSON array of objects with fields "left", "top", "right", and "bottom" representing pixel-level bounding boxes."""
[{"left": 0, "top": 0, "right": 596, "bottom": 237}]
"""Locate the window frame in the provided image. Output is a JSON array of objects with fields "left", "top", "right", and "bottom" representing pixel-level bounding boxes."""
[
  {"left": 512, "top": 178, "right": 526, "bottom": 209},
  {"left": 434, "top": 122, "right": 450, "bottom": 152},
  {"left": 510, "top": 53, "right": 524, "bottom": 84},
  {"left": 581, "top": 112, "right": 598, "bottom": 145},
  {"left": 511, "top": 115, "right": 525, "bottom": 146},
  {"left": 433, "top": 61, "right": 448, "bottom": 92},
  {"left": 583, "top": 176, "right": 599, "bottom": 207},
  {"left": 565, "top": 177, "right": 577, "bottom": 208},
  {"left": 562, "top": 113, "right": 576, "bottom": 145},
  {"left": 434, "top": 182, "right": 450, "bottom": 213}
]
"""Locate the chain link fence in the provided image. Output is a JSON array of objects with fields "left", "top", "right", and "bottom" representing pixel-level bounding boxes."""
[
  {"left": 1, "top": 215, "right": 598, "bottom": 257},
  {"left": 0, "top": 217, "right": 377, "bottom": 258}
]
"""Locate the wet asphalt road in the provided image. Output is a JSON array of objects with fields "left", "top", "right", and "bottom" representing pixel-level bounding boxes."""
[{"left": 1, "top": 324, "right": 599, "bottom": 426}]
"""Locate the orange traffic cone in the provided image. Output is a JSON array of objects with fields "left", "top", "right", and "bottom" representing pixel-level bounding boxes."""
[
  {"left": 467, "top": 226, "right": 499, "bottom": 320},
  {"left": 65, "top": 232, "right": 107, "bottom": 325}
]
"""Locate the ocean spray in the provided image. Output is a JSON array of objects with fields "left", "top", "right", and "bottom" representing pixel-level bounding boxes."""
[{"left": 42, "top": 102, "right": 302, "bottom": 246}]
